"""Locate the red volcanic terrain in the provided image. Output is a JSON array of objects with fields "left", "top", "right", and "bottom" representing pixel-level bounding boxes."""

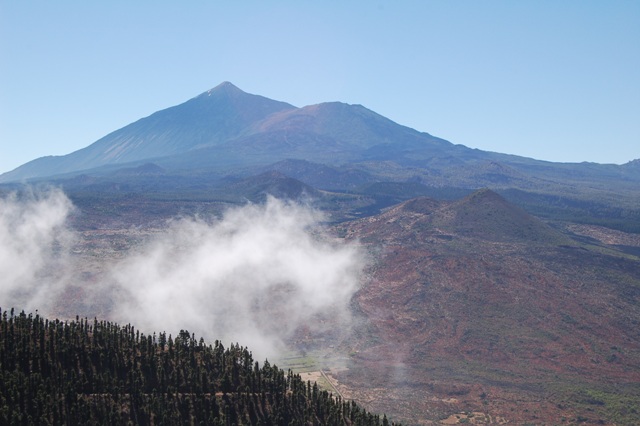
[{"left": 332, "top": 189, "right": 640, "bottom": 425}]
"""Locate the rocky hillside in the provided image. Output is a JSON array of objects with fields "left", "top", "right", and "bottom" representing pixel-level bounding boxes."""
[{"left": 334, "top": 189, "right": 640, "bottom": 424}]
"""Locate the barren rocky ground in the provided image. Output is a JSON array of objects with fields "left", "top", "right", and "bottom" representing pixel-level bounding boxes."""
[{"left": 333, "top": 192, "right": 640, "bottom": 424}]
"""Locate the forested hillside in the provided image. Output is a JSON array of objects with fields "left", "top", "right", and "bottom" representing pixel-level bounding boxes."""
[{"left": 0, "top": 308, "right": 397, "bottom": 425}]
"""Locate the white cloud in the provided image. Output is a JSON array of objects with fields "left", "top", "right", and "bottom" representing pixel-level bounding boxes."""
[
  {"left": 0, "top": 190, "right": 365, "bottom": 361},
  {"left": 0, "top": 188, "right": 75, "bottom": 312},
  {"left": 110, "top": 197, "right": 364, "bottom": 359}
]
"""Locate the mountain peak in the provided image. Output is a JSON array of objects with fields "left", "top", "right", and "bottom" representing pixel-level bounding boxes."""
[
  {"left": 461, "top": 187, "right": 505, "bottom": 204},
  {"left": 217, "top": 81, "right": 236, "bottom": 88},
  {"left": 201, "top": 81, "right": 244, "bottom": 98},
  {"left": 444, "top": 188, "right": 567, "bottom": 243}
]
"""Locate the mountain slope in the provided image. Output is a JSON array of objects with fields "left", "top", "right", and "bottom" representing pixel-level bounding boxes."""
[
  {"left": 216, "top": 171, "right": 322, "bottom": 203},
  {"left": 437, "top": 188, "right": 569, "bottom": 243},
  {"left": 249, "top": 101, "right": 448, "bottom": 152},
  {"left": 1, "top": 82, "right": 295, "bottom": 181},
  {"left": 336, "top": 190, "right": 640, "bottom": 424},
  {"left": 143, "top": 101, "right": 455, "bottom": 173},
  {"left": 258, "top": 159, "right": 376, "bottom": 190}
]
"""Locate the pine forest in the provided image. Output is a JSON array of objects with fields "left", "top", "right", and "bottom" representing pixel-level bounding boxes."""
[{"left": 0, "top": 308, "right": 398, "bottom": 425}]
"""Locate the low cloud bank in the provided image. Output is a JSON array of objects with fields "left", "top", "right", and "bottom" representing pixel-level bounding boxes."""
[
  {"left": 0, "top": 189, "right": 364, "bottom": 360},
  {"left": 111, "top": 197, "right": 363, "bottom": 359},
  {"left": 0, "top": 188, "right": 75, "bottom": 312}
]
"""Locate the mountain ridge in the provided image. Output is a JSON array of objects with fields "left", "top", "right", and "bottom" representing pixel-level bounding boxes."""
[
  {"left": 2, "top": 82, "right": 639, "bottom": 232},
  {"left": 3, "top": 82, "right": 637, "bottom": 184}
]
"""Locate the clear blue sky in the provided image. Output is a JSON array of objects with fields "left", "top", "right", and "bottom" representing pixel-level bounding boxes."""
[{"left": 1, "top": 1, "right": 638, "bottom": 174}]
